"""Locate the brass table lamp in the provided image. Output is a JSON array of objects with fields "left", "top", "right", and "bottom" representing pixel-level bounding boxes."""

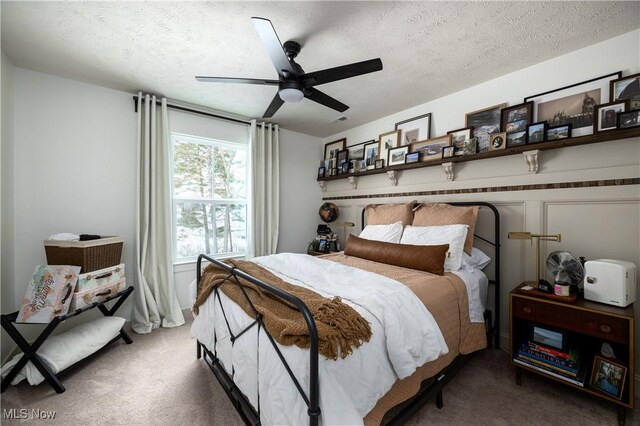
[{"left": 508, "top": 231, "right": 561, "bottom": 285}]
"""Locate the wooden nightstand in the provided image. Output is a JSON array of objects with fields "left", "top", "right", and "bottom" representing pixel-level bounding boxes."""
[{"left": 509, "top": 284, "right": 635, "bottom": 425}]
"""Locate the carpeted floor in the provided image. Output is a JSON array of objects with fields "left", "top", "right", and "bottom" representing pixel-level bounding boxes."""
[{"left": 1, "top": 314, "right": 637, "bottom": 425}]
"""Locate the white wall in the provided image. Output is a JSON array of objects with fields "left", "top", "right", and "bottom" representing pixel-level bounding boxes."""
[{"left": 318, "top": 29, "right": 640, "bottom": 389}]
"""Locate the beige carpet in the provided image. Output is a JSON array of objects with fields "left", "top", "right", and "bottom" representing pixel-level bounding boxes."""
[{"left": 1, "top": 314, "right": 637, "bottom": 425}]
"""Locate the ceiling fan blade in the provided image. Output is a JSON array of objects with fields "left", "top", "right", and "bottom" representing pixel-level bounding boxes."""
[
  {"left": 304, "top": 88, "right": 349, "bottom": 113},
  {"left": 301, "top": 58, "right": 383, "bottom": 87},
  {"left": 251, "top": 17, "right": 295, "bottom": 78},
  {"left": 263, "top": 93, "right": 285, "bottom": 118},
  {"left": 195, "top": 76, "right": 279, "bottom": 85}
]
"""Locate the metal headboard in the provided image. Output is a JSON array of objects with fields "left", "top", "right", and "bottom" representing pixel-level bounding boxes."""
[{"left": 360, "top": 202, "right": 501, "bottom": 349}]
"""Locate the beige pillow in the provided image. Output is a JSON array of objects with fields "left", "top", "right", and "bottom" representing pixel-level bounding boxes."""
[
  {"left": 344, "top": 234, "right": 448, "bottom": 276},
  {"left": 412, "top": 203, "right": 479, "bottom": 254},
  {"left": 365, "top": 201, "right": 415, "bottom": 226}
]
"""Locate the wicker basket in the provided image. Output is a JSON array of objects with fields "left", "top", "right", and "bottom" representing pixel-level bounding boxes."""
[{"left": 44, "top": 237, "right": 123, "bottom": 273}]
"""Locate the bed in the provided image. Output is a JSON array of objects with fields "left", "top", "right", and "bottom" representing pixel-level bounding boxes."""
[{"left": 191, "top": 201, "right": 500, "bottom": 425}]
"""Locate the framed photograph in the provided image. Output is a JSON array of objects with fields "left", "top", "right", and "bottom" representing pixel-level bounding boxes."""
[
  {"left": 337, "top": 149, "right": 349, "bottom": 164},
  {"left": 388, "top": 146, "right": 409, "bottom": 167},
  {"left": 405, "top": 152, "right": 420, "bottom": 164},
  {"left": 317, "top": 166, "right": 325, "bottom": 178},
  {"left": 378, "top": 130, "right": 400, "bottom": 168},
  {"left": 442, "top": 145, "right": 455, "bottom": 158},
  {"left": 501, "top": 102, "right": 533, "bottom": 136},
  {"left": 364, "top": 141, "right": 380, "bottom": 170},
  {"left": 448, "top": 127, "right": 473, "bottom": 156},
  {"left": 465, "top": 103, "right": 506, "bottom": 153},
  {"left": 524, "top": 71, "right": 622, "bottom": 137},
  {"left": 547, "top": 124, "right": 572, "bottom": 140},
  {"left": 341, "top": 162, "right": 350, "bottom": 174},
  {"left": 594, "top": 100, "right": 629, "bottom": 132},
  {"left": 462, "top": 137, "right": 478, "bottom": 156},
  {"left": 506, "top": 131, "right": 527, "bottom": 147},
  {"left": 324, "top": 138, "right": 346, "bottom": 160},
  {"left": 410, "top": 135, "right": 452, "bottom": 163},
  {"left": 610, "top": 72, "right": 640, "bottom": 109},
  {"left": 346, "top": 140, "right": 372, "bottom": 161},
  {"left": 531, "top": 324, "right": 566, "bottom": 351},
  {"left": 318, "top": 239, "right": 328, "bottom": 253},
  {"left": 590, "top": 355, "right": 627, "bottom": 400},
  {"left": 395, "top": 113, "right": 432, "bottom": 146},
  {"left": 489, "top": 132, "right": 507, "bottom": 151},
  {"left": 527, "top": 121, "right": 548, "bottom": 144},
  {"left": 375, "top": 159, "right": 384, "bottom": 169},
  {"left": 617, "top": 109, "right": 640, "bottom": 129}
]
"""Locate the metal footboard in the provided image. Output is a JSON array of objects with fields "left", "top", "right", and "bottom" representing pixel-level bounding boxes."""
[{"left": 196, "top": 254, "right": 320, "bottom": 426}]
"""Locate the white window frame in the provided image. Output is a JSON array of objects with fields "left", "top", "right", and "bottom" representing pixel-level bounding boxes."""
[{"left": 170, "top": 132, "right": 249, "bottom": 263}]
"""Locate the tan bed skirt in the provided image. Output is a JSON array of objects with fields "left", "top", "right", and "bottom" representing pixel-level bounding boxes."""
[{"left": 320, "top": 253, "right": 487, "bottom": 425}]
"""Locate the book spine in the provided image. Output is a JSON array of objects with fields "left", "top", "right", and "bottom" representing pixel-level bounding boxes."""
[
  {"left": 513, "top": 358, "right": 584, "bottom": 387},
  {"left": 527, "top": 342, "right": 572, "bottom": 360},
  {"left": 516, "top": 352, "right": 578, "bottom": 376},
  {"left": 520, "top": 346, "right": 579, "bottom": 370}
]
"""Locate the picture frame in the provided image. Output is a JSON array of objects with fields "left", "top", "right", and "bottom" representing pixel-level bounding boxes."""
[
  {"left": 410, "top": 135, "right": 452, "bottom": 163},
  {"left": 341, "top": 162, "right": 350, "bottom": 174},
  {"left": 527, "top": 121, "right": 548, "bottom": 144},
  {"left": 317, "top": 166, "right": 325, "bottom": 178},
  {"left": 547, "top": 123, "right": 572, "bottom": 140},
  {"left": 378, "top": 130, "right": 400, "bottom": 168},
  {"left": 594, "top": 100, "right": 629, "bottom": 132},
  {"left": 364, "top": 141, "right": 380, "bottom": 170},
  {"left": 447, "top": 127, "right": 473, "bottom": 156},
  {"left": 617, "top": 109, "right": 640, "bottom": 130},
  {"left": 346, "top": 140, "right": 372, "bottom": 161},
  {"left": 337, "top": 149, "right": 349, "bottom": 164},
  {"left": 442, "top": 145, "right": 455, "bottom": 159},
  {"left": 489, "top": 132, "right": 507, "bottom": 151},
  {"left": 387, "top": 146, "right": 409, "bottom": 167},
  {"left": 501, "top": 101, "right": 533, "bottom": 135},
  {"left": 465, "top": 103, "right": 507, "bottom": 153},
  {"left": 524, "top": 71, "right": 621, "bottom": 137},
  {"left": 405, "top": 152, "right": 420, "bottom": 164},
  {"left": 318, "top": 239, "right": 328, "bottom": 253},
  {"left": 590, "top": 355, "right": 627, "bottom": 400},
  {"left": 531, "top": 324, "right": 566, "bottom": 351},
  {"left": 610, "top": 72, "right": 640, "bottom": 109},
  {"left": 375, "top": 159, "right": 384, "bottom": 169},
  {"left": 324, "top": 138, "right": 346, "bottom": 160},
  {"left": 395, "top": 113, "right": 432, "bottom": 146},
  {"left": 506, "top": 131, "right": 527, "bottom": 148},
  {"left": 462, "top": 137, "right": 478, "bottom": 156}
]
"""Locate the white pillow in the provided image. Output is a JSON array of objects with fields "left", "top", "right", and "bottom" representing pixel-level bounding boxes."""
[
  {"left": 400, "top": 224, "right": 468, "bottom": 271},
  {"left": 358, "top": 222, "right": 404, "bottom": 243},
  {"left": 462, "top": 247, "right": 492, "bottom": 270}
]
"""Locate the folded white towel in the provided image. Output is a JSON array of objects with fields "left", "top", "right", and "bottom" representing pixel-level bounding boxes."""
[
  {"left": 48, "top": 233, "right": 80, "bottom": 241},
  {"left": 1, "top": 316, "right": 126, "bottom": 386}
]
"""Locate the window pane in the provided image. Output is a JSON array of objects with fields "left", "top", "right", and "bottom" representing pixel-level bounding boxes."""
[
  {"left": 213, "top": 203, "right": 247, "bottom": 254},
  {"left": 173, "top": 140, "right": 213, "bottom": 199},
  {"left": 212, "top": 146, "right": 247, "bottom": 199}
]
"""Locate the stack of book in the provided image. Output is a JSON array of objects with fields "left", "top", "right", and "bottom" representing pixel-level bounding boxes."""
[{"left": 514, "top": 341, "right": 585, "bottom": 386}]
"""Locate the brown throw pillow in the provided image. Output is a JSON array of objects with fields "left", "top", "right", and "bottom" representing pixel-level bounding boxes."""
[
  {"left": 365, "top": 201, "right": 416, "bottom": 226},
  {"left": 344, "top": 234, "right": 448, "bottom": 276},
  {"left": 412, "top": 203, "right": 479, "bottom": 255}
]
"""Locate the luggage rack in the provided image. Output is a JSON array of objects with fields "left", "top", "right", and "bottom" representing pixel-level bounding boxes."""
[{"left": 1, "top": 285, "right": 134, "bottom": 394}]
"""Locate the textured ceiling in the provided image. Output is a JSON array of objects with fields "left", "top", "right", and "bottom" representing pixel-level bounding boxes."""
[{"left": 2, "top": 1, "right": 639, "bottom": 137}]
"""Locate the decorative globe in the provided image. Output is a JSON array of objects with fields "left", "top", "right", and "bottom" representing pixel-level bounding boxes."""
[{"left": 318, "top": 202, "right": 339, "bottom": 223}]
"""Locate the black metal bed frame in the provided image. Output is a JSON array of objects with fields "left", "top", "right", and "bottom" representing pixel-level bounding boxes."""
[{"left": 195, "top": 201, "right": 500, "bottom": 426}]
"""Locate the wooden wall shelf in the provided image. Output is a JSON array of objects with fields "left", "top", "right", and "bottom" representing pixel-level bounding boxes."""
[{"left": 317, "top": 127, "right": 640, "bottom": 183}]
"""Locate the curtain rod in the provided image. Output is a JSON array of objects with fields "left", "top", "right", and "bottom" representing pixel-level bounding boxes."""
[{"left": 132, "top": 95, "right": 253, "bottom": 126}]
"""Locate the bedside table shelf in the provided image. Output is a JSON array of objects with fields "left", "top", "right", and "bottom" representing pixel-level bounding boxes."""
[{"left": 509, "top": 283, "right": 634, "bottom": 425}]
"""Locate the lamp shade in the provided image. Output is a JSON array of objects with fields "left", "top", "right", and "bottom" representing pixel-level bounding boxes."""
[{"left": 279, "top": 88, "right": 304, "bottom": 102}]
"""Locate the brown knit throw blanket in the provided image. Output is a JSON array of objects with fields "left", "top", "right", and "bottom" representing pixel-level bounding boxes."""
[{"left": 193, "top": 259, "right": 372, "bottom": 360}]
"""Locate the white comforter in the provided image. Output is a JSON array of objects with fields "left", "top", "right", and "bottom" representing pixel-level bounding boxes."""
[{"left": 191, "top": 253, "right": 448, "bottom": 425}]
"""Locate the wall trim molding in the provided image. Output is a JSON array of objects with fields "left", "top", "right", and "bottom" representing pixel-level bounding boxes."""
[{"left": 323, "top": 178, "right": 639, "bottom": 201}]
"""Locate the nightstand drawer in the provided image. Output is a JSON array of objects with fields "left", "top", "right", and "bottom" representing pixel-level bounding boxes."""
[{"left": 513, "top": 297, "right": 629, "bottom": 344}]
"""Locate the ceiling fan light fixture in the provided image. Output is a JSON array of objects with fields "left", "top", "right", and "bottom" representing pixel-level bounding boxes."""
[{"left": 279, "top": 87, "right": 304, "bottom": 103}]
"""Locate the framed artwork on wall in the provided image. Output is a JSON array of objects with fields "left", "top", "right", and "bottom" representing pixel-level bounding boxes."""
[
  {"left": 610, "top": 72, "right": 640, "bottom": 109},
  {"left": 593, "top": 100, "right": 629, "bottom": 132},
  {"left": 323, "top": 138, "right": 346, "bottom": 160},
  {"left": 387, "top": 146, "right": 409, "bottom": 167},
  {"left": 364, "top": 141, "right": 380, "bottom": 170},
  {"left": 395, "top": 113, "right": 431, "bottom": 146},
  {"left": 378, "top": 130, "right": 400, "bottom": 167},
  {"left": 546, "top": 124, "right": 572, "bottom": 140},
  {"left": 448, "top": 127, "right": 473, "bottom": 156},
  {"left": 465, "top": 103, "right": 506, "bottom": 153},
  {"left": 410, "top": 135, "right": 452, "bottom": 163},
  {"left": 617, "top": 109, "right": 640, "bottom": 129}
]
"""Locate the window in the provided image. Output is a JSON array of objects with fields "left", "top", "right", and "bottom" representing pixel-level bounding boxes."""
[{"left": 171, "top": 133, "right": 249, "bottom": 261}]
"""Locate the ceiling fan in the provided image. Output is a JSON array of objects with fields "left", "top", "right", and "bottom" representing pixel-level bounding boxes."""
[{"left": 196, "top": 17, "right": 383, "bottom": 118}]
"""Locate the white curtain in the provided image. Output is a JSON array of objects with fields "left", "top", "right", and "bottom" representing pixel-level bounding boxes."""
[
  {"left": 132, "top": 93, "right": 185, "bottom": 334},
  {"left": 250, "top": 120, "right": 280, "bottom": 257}
]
